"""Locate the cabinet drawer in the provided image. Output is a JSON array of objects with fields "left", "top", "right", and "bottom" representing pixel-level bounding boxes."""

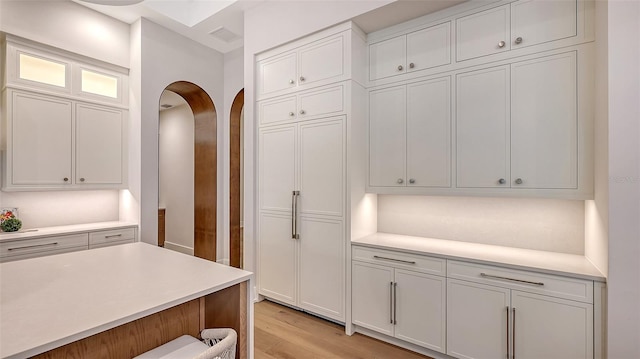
[
  {"left": 448, "top": 260, "right": 593, "bottom": 303},
  {"left": 89, "top": 228, "right": 136, "bottom": 248},
  {"left": 353, "top": 246, "right": 445, "bottom": 276},
  {"left": 0, "top": 233, "right": 89, "bottom": 260},
  {"left": 259, "top": 96, "right": 297, "bottom": 126},
  {"left": 89, "top": 239, "right": 134, "bottom": 249}
]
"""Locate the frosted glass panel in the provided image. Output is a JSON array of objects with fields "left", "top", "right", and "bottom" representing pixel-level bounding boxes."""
[
  {"left": 81, "top": 69, "right": 118, "bottom": 98},
  {"left": 19, "top": 54, "right": 66, "bottom": 87}
]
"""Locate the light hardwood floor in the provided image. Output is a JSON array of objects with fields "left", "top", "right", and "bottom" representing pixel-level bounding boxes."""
[{"left": 255, "top": 300, "right": 434, "bottom": 359}]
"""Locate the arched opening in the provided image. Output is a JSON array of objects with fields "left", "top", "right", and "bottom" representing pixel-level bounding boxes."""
[
  {"left": 158, "top": 81, "right": 217, "bottom": 261},
  {"left": 229, "top": 89, "right": 244, "bottom": 268}
]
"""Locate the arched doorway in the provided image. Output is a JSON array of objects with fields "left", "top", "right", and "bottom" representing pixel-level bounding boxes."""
[
  {"left": 229, "top": 89, "right": 244, "bottom": 268},
  {"left": 159, "top": 81, "right": 217, "bottom": 261}
]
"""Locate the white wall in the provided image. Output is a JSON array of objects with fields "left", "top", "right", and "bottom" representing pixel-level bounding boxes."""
[
  {"left": 159, "top": 103, "right": 195, "bottom": 252},
  {"left": 378, "top": 196, "right": 586, "bottom": 254},
  {"left": 607, "top": 1, "right": 640, "bottom": 357},
  {"left": 0, "top": 0, "right": 129, "bottom": 68},
  {"left": 136, "top": 19, "right": 225, "bottom": 253}
]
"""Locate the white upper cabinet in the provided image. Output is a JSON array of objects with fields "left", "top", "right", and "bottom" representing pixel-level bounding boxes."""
[
  {"left": 370, "top": 22, "right": 451, "bottom": 81},
  {"left": 256, "top": 31, "right": 347, "bottom": 100},
  {"left": 456, "top": 0, "right": 578, "bottom": 62},
  {"left": 369, "top": 86, "right": 406, "bottom": 187}
]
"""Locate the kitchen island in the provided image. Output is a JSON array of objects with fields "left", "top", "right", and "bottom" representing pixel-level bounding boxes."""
[{"left": 0, "top": 242, "right": 253, "bottom": 359}]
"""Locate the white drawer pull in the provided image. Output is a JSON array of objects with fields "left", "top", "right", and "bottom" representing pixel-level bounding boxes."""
[
  {"left": 8, "top": 242, "right": 58, "bottom": 251},
  {"left": 480, "top": 273, "right": 544, "bottom": 286},
  {"left": 373, "top": 255, "right": 416, "bottom": 265},
  {"left": 105, "top": 234, "right": 122, "bottom": 239}
]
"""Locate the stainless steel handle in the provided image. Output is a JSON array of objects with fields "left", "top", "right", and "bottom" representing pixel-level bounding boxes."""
[
  {"left": 389, "top": 282, "right": 394, "bottom": 324},
  {"left": 293, "top": 190, "right": 300, "bottom": 239},
  {"left": 397, "top": 65, "right": 403, "bottom": 71},
  {"left": 498, "top": 178, "right": 506, "bottom": 184},
  {"left": 515, "top": 37, "right": 523, "bottom": 44},
  {"left": 289, "top": 79, "right": 294, "bottom": 84},
  {"left": 480, "top": 273, "right": 544, "bottom": 286},
  {"left": 8, "top": 242, "right": 58, "bottom": 251},
  {"left": 409, "top": 62, "right": 415, "bottom": 69},
  {"left": 299, "top": 110, "right": 305, "bottom": 115},
  {"left": 63, "top": 177, "right": 69, "bottom": 182},
  {"left": 291, "top": 191, "right": 296, "bottom": 239},
  {"left": 299, "top": 76, "right": 305, "bottom": 82},
  {"left": 397, "top": 178, "right": 404, "bottom": 184},
  {"left": 498, "top": 40, "right": 506, "bottom": 48},
  {"left": 512, "top": 307, "right": 516, "bottom": 359},
  {"left": 289, "top": 112, "right": 295, "bottom": 116},
  {"left": 409, "top": 178, "right": 415, "bottom": 184},
  {"left": 506, "top": 306, "right": 510, "bottom": 359},
  {"left": 105, "top": 234, "right": 122, "bottom": 239},
  {"left": 373, "top": 255, "right": 416, "bottom": 265},
  {"left": 515, "top": 178, "right": 523, "bottom": 185},
  {"left": 80, "top": 178, "right": 85, "bottom": 182},
  {"left": 393, "top": 282, "right": 398, "bottom": 325}
]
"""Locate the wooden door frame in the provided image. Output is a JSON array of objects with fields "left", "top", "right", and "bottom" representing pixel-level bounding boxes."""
[
  {"left": 229, "top": 89, "right": 244, "bottom": 268},
  {"left": 163, "top": 81, "right": 217, "bottom": 261}
]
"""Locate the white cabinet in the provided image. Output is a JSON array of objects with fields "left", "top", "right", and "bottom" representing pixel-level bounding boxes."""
[
  {"left": 0, "top": 233, "right": 88, "bottom": 263},
  {"left": 457, "top": 51, "right": 578, "bottom": 189},
  {"left": 258, "top": 117, "right": 346, "bottom": 321},
  {"left": 88, "top": 227, "right": 136, "bottom": 249},
  {"left": 456, "top": 0, "right": 577, "bottom": 61},
  {"left": 352, "top": 247, "right": 447, "bottom": 352},
  {"left": 369, "top": 76, "right": 451, "bottom": 188},
  {"left": 257, "top": 31, "right": 347, "bottom": 99},
  {"left": 370, "top": 22, "right": 451, "bottom": 81},
  {"left": 258, "top": 84, "right": 345, "bottom": 126}
]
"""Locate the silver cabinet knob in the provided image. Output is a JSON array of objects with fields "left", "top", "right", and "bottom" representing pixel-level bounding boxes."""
[
  {"left": 409, "top": 63, "right": 415, "bottom": 69},
  {"left": 299, "top": 76, "right": 305, "bottom": 82},
  {"left": 498, "top": 40, "right": 506, "bottom": 48},
  {"left": 397, "top": 65, "right": 403, "bottom": 71},
  {"left": 397, "top": 178, "right": 404, "bottom": 184},
  {"left": 63, "top": 177, "right": 69, "bottom": 182},
  {"left": 515, "top": 37, "right": 523, "bottom": 44},
  {"left": 515, "top": 178, "right": 523, "bottom": 185},
  {"left": 289, "top": 79, "right": 294, "bottom": 84},
  {"left": 409, "top": 178, "right": 416, "bottom": 184},
  {"left": 80, "top": 178, "right": 86, "bottom": 182},
  {"left": 299, "top": 110, "right": 305, "bottom": 115},
  {"left": 289, "top": 112, "right": 295, "bottom": 116},
  {"left": 498, "top": 178, "right": 506, "bottom": 184}
]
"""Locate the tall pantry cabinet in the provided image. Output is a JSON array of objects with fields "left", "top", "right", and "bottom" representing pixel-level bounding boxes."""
[{"left": 255, "top": 22, "right": 369, "bottom": 322}]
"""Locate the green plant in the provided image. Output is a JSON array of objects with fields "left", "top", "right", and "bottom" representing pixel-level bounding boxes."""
[{"left": 1, "top": 217, "right": 22, "bottom": 232}]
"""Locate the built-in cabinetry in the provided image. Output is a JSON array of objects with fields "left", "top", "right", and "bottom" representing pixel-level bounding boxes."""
[
  {"left": 1, "top": 35, "right": 128, "bottom": 191},
  {"left": 0, "top": 223, "right": 137, "bottom": 263}
]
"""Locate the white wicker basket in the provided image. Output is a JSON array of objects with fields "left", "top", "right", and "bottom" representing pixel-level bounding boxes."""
[{"left": 196, "top": 328, "right": 237, "bottom": 359}]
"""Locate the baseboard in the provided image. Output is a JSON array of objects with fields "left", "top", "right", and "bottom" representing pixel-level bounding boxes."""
[
  {"left": 353, "top": 325, "right": 455, "bottom": 359},
  {"left": 163, "top": 241, "right": 194, "bottom": 256},
  {"left": 216, "top": 258, "right": 230, "bottom": 265}
]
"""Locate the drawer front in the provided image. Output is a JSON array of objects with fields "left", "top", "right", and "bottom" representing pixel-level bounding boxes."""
[
  {"left": 0, "top": 233, "right": 89, "bottom": 259},
  {"left": 89, "top": 228, "right": 136, "bottom": 246},
  {"left": 353, "top": 245, "right": 445, "bottom": 276},
  {"left": 89, "top": 238, "right": 135, "bottom": 249},
  {"left": 259, "top": 96, "right": 297, "bottom": 126},
  {"left": 448, "top": 260, "right": 593, "bottom": 303},
  {"left": 297, "top": 84, "right": 345, "bottom": 120}
]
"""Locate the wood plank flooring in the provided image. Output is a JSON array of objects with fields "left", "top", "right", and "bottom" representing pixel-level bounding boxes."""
[{"left": 255, "top": 300, "right": 434, "bottom": 359}]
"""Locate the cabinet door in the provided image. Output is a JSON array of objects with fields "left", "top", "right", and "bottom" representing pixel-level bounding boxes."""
[
  {"left": 298, "top": 217, "right": 344, "bottom": 321},
  {"left": 406, "top": 77, "right": 451, "bottom": 187},
  {"left": 406, "top": 22, "right": 451, "bottom": 72},
  {"left": 369, "top": 36, "right": 406, "bottom": 80},
  {"left": 257, "top": 52, "right": 297, "bottom": 98},
  {"left": 447, "top": 279, "right": 510, "bottom": 359},
  {"left": 456, "top": 66, "right": 510, "bottom": 188},
  {"left": 75, "top": 103, "right": 123, "bottom": 185},
  {"left": 297, "top": 85, "right": 345, "bottom": 121},
  {"left": 352, "top": 261, "right": 395, "bottom": 336},
  {"left": 259, "top": 125, "right": 296, "bottom": 212},
  {"left": 511, "top": 52, "right": 577, "bottom": 189},
  {"left": 456, "top": 5, "right": 510, "bottom": 61},
  {"left": 511, "top": 0, "right": 577, "bottom": 50},
  {"left": 512, "top": 291, "right": 593, "bottom": 359},
  {"left": 11, "top": 91, "right": 72, "bottom": 185},
  {"left": 395, "top": 269, "right": 446, "bottom": 352},
  {"left": 298, "top": 34, "right": 344, "bottom": 89},
  {"left": 258, "top": 212, "right": 297, "bottom": 304},
  {"left": 369, "top": 86, "right": 406, "bottom": 187},
  {"left": 299, "top": 118, "right": 344, "bottom": 216},
  {"left": 258, "top": 96, "right": 297, "bottom": 126}
]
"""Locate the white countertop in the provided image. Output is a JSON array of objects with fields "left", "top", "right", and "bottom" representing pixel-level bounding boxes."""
[
  {"left": 0, "top": 242, "right": 253, "bottom": 359},
  {"left": 353, "top": 233, "right": 606, "bottom": 282},
  {"left": 0, "top": 221, "right": 138, "bottom": 242}
]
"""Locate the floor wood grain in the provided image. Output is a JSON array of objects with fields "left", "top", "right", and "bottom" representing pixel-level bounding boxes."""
[{"left": 255, "top": 300, "right": 433, "bottom": 359}]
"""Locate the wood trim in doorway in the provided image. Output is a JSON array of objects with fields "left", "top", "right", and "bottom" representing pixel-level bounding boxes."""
[
  {"left": 165, "top": 81, "right": 217, "bottom": 261},
  {"left": 229, "top": 89, "right": 244, "bottom": 268}
]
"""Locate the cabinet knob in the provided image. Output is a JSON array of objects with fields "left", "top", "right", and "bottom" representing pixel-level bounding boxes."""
[
  {"left": 498, "top": 40, "right": 506, "bottom": 48},
  {"left": 515, "top": 37, "right": 523, "bottom": 44},
  {"left": 409, "top": 178, "right": 416, "bottom": 184},
  {"left": 80, "top": 178, "right": 86, "bottom": 182},
  {"left": 409, "top": 63, "right": 415, "bottom": 69},
  {"left": 299, "top": 76, "right": 305, "bottom": 82},
  {"left": 299, "top": 110, "right": 305, "bottom": 115},
  {"left": 289, "top": 112, "right": 295, "bottom": 116},
  {"left": 498, "top": 178, "right": 506, "bottom": 184},
  {"left": 63, "top": 177, "right": 69, "bottom": 182},
  {"left": 397, "top": 65, "right": 403, "bottom": 71},
  {"left": 515, "top": 178, "right": 523, "bottom": 185},
  {"left": 397, "top": 178, "right": 404, "bottom": 184},
  {"left": 289, "top": 79, "right": 294, "bottom": 85}
]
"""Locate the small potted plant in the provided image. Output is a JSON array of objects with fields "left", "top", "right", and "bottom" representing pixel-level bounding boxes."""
[{"left": 1, "top": 210, "right": 22, "bottom": 232}]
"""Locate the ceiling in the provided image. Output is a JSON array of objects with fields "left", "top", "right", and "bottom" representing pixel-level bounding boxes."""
[{"left": 73, "top": 0, "right": 468, "bottom": 54}]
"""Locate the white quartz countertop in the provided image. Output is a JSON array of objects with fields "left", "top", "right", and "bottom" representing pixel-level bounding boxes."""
[
  {"left": 353, "top": 233, "right": 606, "bottom": 282},
  {"left": 0, "top": 242, "right": 253, "bottom": 359},
  {"left": 0, "top": 221, "right": 138, "bottom": 242}
]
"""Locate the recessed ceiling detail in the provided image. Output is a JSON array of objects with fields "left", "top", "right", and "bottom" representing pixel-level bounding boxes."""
[
  {"left": 144, "top": 0, "right": 237, "bottom": 28},
  {"left": 78, "top": 0, "right": 144, "bottom": 5}
]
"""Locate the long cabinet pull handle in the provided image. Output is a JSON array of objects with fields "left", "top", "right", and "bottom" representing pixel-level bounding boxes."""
[
  {"left": 393, "top": 282, "right": 398, "bottom": 325},
  {"left": 389, "top": 282, "right": 394, "bottom": 324},
  {"left": 8, "top": 242, "right": 59, "bottom": 251},
  {"left": 291, "top": 191, "right": 296, "bottom": 239},
  {"left": 105, "top": 234, "right": 122, "bottom": 238},
  {"left": 512, "top": 307, "right": 516, "bottom": 359},
  {"left": 506, "top": 306, "right": 510, "bottom": 359},
  {"left": 373, "top": 255, "right": 416, "bottom": 265},
  {"left": 293, "top": 191, "right": 300, "bottom": 239},
  {"left": 480, "top": 273, "right": 544, "bottom": 286}
]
